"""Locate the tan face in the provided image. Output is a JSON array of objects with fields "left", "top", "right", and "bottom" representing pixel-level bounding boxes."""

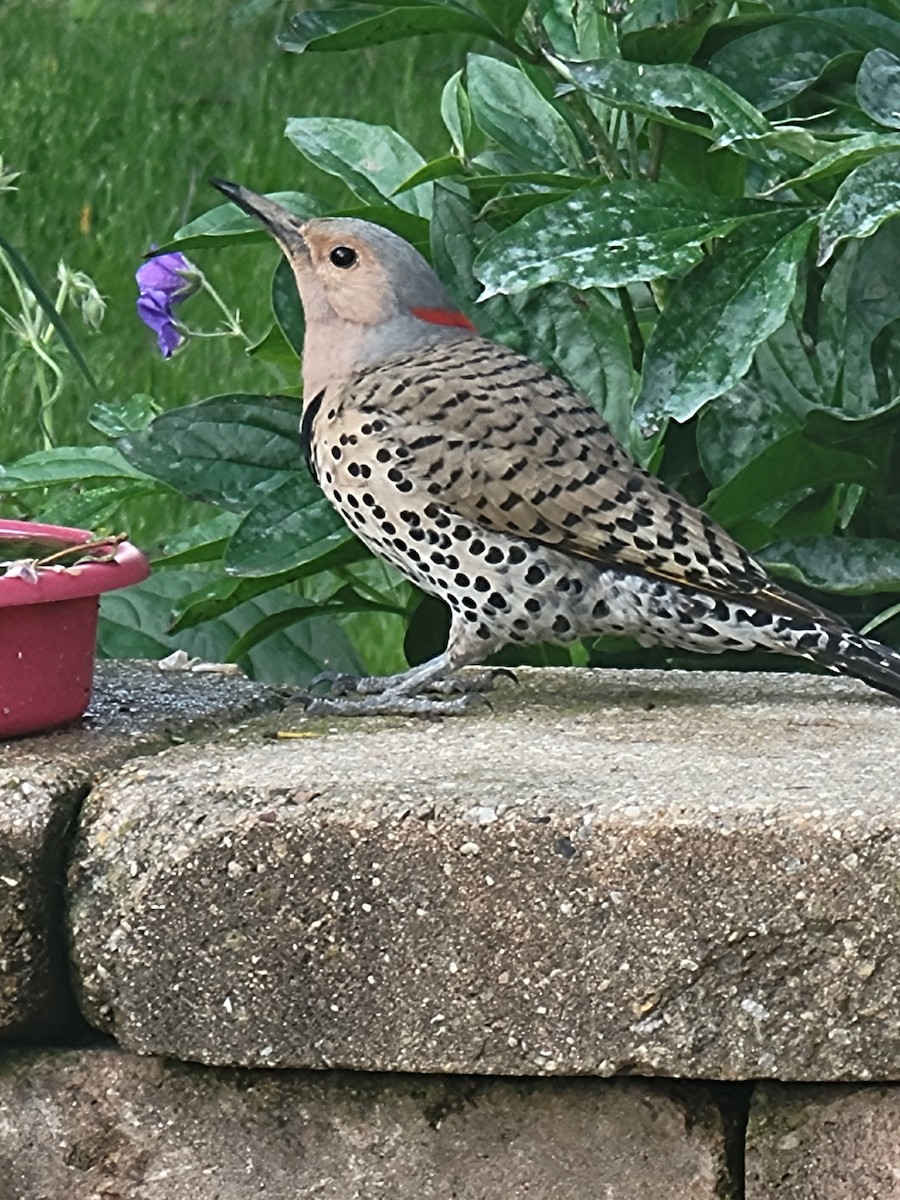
[{"left": 297, "top": 224, "right": 396, "bottom": 327}]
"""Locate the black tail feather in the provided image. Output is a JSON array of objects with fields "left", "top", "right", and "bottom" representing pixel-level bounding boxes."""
[{"left": 816, "top": 630, "right": 900, "bottom": 701}]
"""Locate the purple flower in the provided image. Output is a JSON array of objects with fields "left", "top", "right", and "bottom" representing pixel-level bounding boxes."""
[{"left": 135, "top": 251, "right": 200, "bottom": 358}]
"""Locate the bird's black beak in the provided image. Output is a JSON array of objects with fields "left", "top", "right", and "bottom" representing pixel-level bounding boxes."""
[{"left": 210, "top": 178, "right": 306, "bottom": 253}]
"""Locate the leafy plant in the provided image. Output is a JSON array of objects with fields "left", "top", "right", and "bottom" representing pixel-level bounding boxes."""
[{"left": 4, "top": 0, "right": 900, "bottom": 680}]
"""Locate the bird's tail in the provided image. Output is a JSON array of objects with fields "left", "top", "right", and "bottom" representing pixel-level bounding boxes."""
[{"left": 808, "top": 626, "right": 900, "bottom": 701}]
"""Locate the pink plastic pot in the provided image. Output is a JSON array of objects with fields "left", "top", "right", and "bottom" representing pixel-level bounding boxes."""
[{"left": 0, "top": 519, "right": 150, "bottom": 738}]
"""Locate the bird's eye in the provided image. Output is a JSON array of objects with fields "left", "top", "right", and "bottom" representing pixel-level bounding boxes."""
[{"left": 329, "top": 245, "right": 357, "bottom": 269}]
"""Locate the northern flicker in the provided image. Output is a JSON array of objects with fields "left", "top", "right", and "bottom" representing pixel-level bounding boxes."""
[{"left": 211, "top": 179, "right": 900, "bottom": 715}]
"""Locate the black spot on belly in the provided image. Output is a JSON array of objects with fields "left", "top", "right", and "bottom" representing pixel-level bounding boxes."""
[{"left": 525, "top": 564, "right": 545, "bottom": 585}]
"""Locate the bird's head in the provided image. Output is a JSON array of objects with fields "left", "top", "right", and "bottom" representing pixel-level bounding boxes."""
[{"left": 210, "top": 179, "right": 476, "bottom": 395}]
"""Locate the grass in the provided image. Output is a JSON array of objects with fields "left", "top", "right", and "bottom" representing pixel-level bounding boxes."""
[{"left": 0, "top": 0, "right": 473, "bottom": 462}]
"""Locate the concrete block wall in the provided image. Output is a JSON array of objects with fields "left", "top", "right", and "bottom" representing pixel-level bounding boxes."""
[{"left": 3, "top": 663, "right": 900, "bottom": 1198}]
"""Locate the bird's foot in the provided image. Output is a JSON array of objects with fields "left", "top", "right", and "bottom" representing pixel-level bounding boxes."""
[
  {"left": 300, "top": 666, "right": 515, "bottom": 717},
  {"left": 308, "top": 666, "right": 515, "bottom": 699},
  {"left": 308, "top": 670, "right": 403, "bottom": 697},
  {"left": 302, "top": 689, "right": 487, "bottom": 718}
]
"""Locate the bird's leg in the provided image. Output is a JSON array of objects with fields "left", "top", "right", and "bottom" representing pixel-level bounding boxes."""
[{"left": 302, "top": 625, "right": 508, "bottom": 716}]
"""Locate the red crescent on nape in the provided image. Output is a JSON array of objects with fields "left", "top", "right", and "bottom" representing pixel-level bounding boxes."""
[{"left": 410, "top": 306, "right": 477, "bottom": 331}]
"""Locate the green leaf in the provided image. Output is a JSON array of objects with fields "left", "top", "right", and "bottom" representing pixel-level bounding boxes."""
[
  {"left": 757, "top": 535, "right": 900, "bottom": 595},
  {"left": 224, "top": 474, "right": 353, "bottom": 577},
  {"left": 620, "top": 0, "right": 728, "bottom": 65},
  {"left": 278, "top": 5, "right": 495, "bottom": 54},
  {"left": 98, "top": 568, "right": 364, "bottom": 683},
  {"left": 806, "top": 8, "right": 900, "bottom": 58},
  {"left": 0, "top": 231, "right": 97, "bottom": 390},
  {"left": 709, "top": 20, "right": 859, "bottom": 112},
  {"left": 430, "top": 183, "right": 499, "bottom": 309},
  {"left": 770, "top": 132, "right": 900, "bottom": 195},
  {"left": 227, "top": 582, "right": 402, "bottom": 661},
  {"left": 535, "top": 0, "right": 615, "bottom": 62},
  {"left": 858, "top": 49, "right": 900, "bottom": 130},
  {"left": 153, "top": 512, "right": 241, "bottom": 566},
  {"left": 820, "top": 230, "right": 900, "bottom": 416},
  {"left": 697, "top": 383, "right": 805, "bottom": 488},
  {"left": 636, "top": 213, "right": 814, "bottom": 432},
  {"left": 392, "top": 156, "right": 463, "bottom": 196},
  {"left": 441, "top": 70, "right": 473, "bottom": 157},
  {"left": 559, "top": 58, "right": 771, "bottom": 155},
  {"left": 818, "top": 152, "right": 900, "bottom": 263},
  {"left": 247, "top": 324, "right": 302, "bottom": 372},
  {"left": 474, "top": 182, "right": 767, "bottom": 298},
  {"left": 120, "top": 394, "right": 302, "bottom": 510},
  {"left": 0, "top": 445, "right": 151, "bottom": 491},
  {"left": 88, "top": 393, "right": 159, "bottom": 439},
  {"left": 753, "top": 317, "right": 825, "bottom": 417},
  {"left": 466, "top": 53, "right": 583, "bottom": 173},
  {"left": 660, "top": 127, "right": 747, "bottom": 200},
  {"left": 166, "top": 193, "right": 327, "bottom": 251},
  {"left": 704, "top": 433, "right": 876, "bottom": 527},
  {"left": 469, "top": 0, "right": 528, "bottom": 38},
  {"left": 271, "top": 257, "right": 304, "bottom": 356},
  {"left": 466, "top": 169, "right": 585, "bottom": 197},
  {"left": 169, "top": 538, "right": 367, "bottom": 632},
  {"left": 285, "top": 116, "right": 431, "bottom": 217}
]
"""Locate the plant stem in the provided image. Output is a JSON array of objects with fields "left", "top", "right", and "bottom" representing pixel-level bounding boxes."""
[
  {"left": 570, "top": 93, "right": 626, "bottom": 180},
  {"left": 197, "top": 271, "right": 254, "bottom": 347}
]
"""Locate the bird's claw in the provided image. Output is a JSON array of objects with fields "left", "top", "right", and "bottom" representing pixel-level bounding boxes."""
[
  {"left": 423, "top": 667, "right": 517, "bottom": 696},
  {"left": 308, "top": 670, "right": 369, "bottom": 697}
]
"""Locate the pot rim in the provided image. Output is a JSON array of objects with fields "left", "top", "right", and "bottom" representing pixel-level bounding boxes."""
[{"left": 0, "top": 518, "right": 150, "bottom": 608}]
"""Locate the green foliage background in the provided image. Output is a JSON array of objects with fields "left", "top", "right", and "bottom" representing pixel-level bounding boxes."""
[{"left": 3, "top": 0, "right": 900, "bottom": 684}]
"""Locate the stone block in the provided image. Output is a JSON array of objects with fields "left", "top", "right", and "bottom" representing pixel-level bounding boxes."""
[
  {"left": 746, "top": 1081, "right": 900, "bottom": 1199},
  {"left": 68, "top": 668, "right": 900, "bottom": 1079},
  {"left": 0, "top": 661, "right": 282, "bottom": 1039},
  {"left": 0, "top": 1045, "right": 730, "bottom": 1200}
]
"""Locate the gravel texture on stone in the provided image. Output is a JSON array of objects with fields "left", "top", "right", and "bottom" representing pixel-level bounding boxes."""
[
  {"left": 746, "top": 1081, "right": 900, "bottom": 1199},
  {"left": 0, "top": 661, "right": 283, "bottom": 1039},
  {"left": 68, "top": 667, "right": 900, "bottom": 1079},
  {"left": 0, "top": 1044, "right": 730, "bottom": 1200}
]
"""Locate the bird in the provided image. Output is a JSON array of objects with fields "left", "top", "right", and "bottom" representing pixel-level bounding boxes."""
[{"left": 211, "top": 178, "right": 900, "bottom": 716}]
